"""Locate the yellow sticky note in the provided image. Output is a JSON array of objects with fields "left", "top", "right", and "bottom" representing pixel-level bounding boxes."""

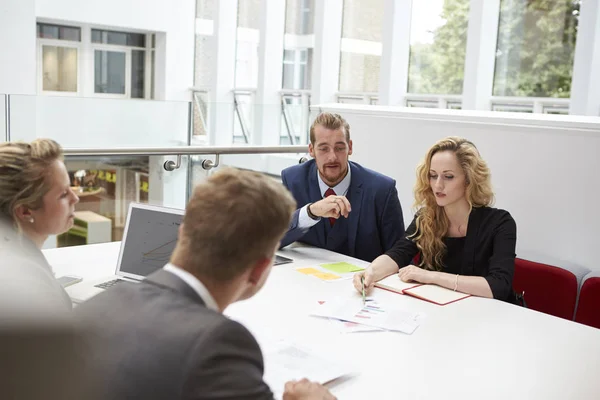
[
  {"left": 296, "top": 267, "right": 341, "bottom": 281},
  {"left": 311, "top": 271, "right": 341, "bottom": 281},
  {"left": 296, "top": 267, "right": 322, "bottom": 276}
]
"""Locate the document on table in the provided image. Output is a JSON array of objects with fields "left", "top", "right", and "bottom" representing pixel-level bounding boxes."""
[
  {"left": 311, "top": 297, "right": 422, "bottom": 334},
  {"left": 263, "top": 341, "right": 352, "bottom": 398},
  {"left": 328, "top": 318, "right": 385, "bottom": 334}
]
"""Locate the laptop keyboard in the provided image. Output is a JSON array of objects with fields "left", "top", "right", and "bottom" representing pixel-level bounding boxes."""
[{"left": 94, "top": 279, "right": 125, "bottom": 289}]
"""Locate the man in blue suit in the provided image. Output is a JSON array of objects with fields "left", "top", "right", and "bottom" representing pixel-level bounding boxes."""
[{"left": 280, "top": 112, "right": 405, "bottom": 262}]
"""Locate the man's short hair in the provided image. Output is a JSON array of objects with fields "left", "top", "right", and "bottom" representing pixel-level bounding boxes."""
[
  {"left": 176, "top": 167, "right": 295, "bottom": 281},
  {"left": 309, "top": 112, "right": 350, "bottom": 144}
]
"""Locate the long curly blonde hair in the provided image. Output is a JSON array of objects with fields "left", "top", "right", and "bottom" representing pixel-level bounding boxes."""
[{"left": 410, "top": 137, "right": 494, "bottom": 270}]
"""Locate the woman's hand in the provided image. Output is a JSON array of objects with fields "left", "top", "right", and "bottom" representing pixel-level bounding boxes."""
[
  {"left": 398, "top": 265, "right": 434, "bottom": 284},
  {"left": 353, "top": 267, "right": 376, "bottom": 295}
]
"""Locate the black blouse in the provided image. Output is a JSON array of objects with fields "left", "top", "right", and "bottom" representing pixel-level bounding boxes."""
[
  {"left": 385, "top": 207, "right": 517, "bottom": 302},
  {"left": 443, "top": 236, "right": 466, "bottom": 275}
]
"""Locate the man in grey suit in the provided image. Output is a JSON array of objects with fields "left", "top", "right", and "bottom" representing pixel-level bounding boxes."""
[{"left": 76, "top": 168, "right": 335, "bottom": 400}]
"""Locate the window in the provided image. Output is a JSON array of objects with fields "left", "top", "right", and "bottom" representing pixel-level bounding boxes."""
[
  {"left": 493, "top": 0, "right": 580, "bottom": 98},
  {"left": 37, "top": 23, "right": 81, "bottom": 41},
  {"left": 94, "top": 50, "right": 126, "bottom": 95},
  {"left": 42, "top": 46, "right": 78, "bottom": 92},
  {"left": 91, "top": 29, "right": 146, "bottom": 47},
  {"left": 283, "top": 0, "right": 314, "bottom": 91},
  {"left": 408, "top": 0, "right": 470, "bottom": 95},
  {"left": 235, "top": 0, "right": 261, "bottom": 88},
  {"left": 36, "top": 23, "right": 154, "bottom": 99},
  {"left": 285, "top": 0, "right": 315, "bottom": 35},
  {"left": 37, "top": 23, "right": 81, "bottom": 94},
  {"left": 282, "top": 49, "right": 311, "bottom": 90},
  {"left": 196, "top": 0, "right": 216, "bottom": 19},
  {"left": 91, "top": 29, "right": 153, "bottom": 99},
  {"left": 338, "top": 0, "right": 384, "bottom": 93}
]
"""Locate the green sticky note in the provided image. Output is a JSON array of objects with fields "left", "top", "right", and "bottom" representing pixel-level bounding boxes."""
[{"left": 319, "top": 262, "right": 365, "bottom": 274}]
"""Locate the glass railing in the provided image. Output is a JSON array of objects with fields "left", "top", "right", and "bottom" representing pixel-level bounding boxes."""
[
  {"left": 1, "top": 94, "right": 6, "bottom": 141},
  {"left": 490, "top": 96, "right": 570, "bottom": 115},
  {"left": 334, "top": 91, "right": 572, "bottom": 114},
  {"left": 61, "top": 155, "right": 151, "bottom": 247},
  {"left": 191, "top": 90, "right": 312, "bottom": 146},
  {"left": 4, "top": 94, "right": 192, "bottom": 147},
  {"left": 233, "top": 89, "right": 255, "bottom": 144},
  {"left": 280, "top": 90, "right": 311, "bottom": 145},
  {"left": 53, "top": 145, "right": 307, "bottom": 250},
  {"left": 336, "top": 92, "right": 379, "bottom": 105}
]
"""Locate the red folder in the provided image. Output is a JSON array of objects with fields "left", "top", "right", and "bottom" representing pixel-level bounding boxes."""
[{"left": 374, "top": 274, "right": 471, "bottom": 306}]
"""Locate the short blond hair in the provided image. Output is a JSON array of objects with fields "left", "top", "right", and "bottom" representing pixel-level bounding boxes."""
[
  {"left": 174, "top": 168, "right": 296, "bottom": 281},
  {"left": 309, "top": 112, "right": 350, "bottom": 144},
  {"left": 0, "top": 139, "right": 64, "bottom": 228}
]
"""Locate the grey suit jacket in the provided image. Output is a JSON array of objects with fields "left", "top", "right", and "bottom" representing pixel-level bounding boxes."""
[{"left": 75, "top": 269, "right": 275, "bottom": 400}]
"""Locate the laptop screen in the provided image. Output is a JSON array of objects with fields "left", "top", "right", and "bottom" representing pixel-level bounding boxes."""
[{"left": 117, "top": 203, "right": 184, "bottom": 280}]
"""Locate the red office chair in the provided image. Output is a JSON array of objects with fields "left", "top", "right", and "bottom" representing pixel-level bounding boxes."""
[
  {"left": 513, "top": 258, "right": 583, "bottom": 320},
  {"left": 574, "top": 272, "right": 600, "bottom": 329}
]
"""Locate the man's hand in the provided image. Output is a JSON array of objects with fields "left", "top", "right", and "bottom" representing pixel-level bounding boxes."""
[
  {"left": 308, "top": 196, "right": 351, "bottom": 220},
  {"left": 283, "top": 378, "right": 336, "bottom": 400}
]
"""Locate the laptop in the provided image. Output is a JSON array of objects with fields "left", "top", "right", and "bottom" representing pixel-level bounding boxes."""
[
  {"left": 274, "top": 255, "right": 293, "bottom": 266},
  {"left": 66, "top": 203, "right": 184, "bottom": 304}
]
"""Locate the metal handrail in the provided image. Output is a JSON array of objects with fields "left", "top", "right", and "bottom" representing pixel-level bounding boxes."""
[{"left": 62, "top": 145, "right": 307, "bottom": 157}]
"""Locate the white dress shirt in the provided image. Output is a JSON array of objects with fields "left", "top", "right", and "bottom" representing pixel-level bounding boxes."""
[
  {"left": 297, "top": 164, "right": 352, "bottom": 229},
  {"left": 163, "top": 263, "right": 219, "bottom": 311}
]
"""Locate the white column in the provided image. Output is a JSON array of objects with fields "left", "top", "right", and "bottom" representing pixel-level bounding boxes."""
[
  {"left": 378, "top": 0, "right": 412, "bottom": 106},
  {"left": 80, "top": 26, "right": 93, "bottom": 97},
  {"left": 208, "top": 0, "right": 238, "bottom": 146},
  {"left": 461, "top": 0, "right": 501, "bottom": 110},
  {"left": 570, "top": 0, "right": 600, "bottom": 116},
  {"left": 253, "top": 0, "right": 286, "bottom": 146},
  {"left": 311, "top": 0, "right": 344, "bottom": 105},
  {"left": 0, "top": 0, "right": 36, "bottom": 95}
]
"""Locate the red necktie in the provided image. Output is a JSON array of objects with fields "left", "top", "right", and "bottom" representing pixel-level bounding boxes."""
[{"left": 325, "top": 188, "right": 336, "bottom": 226}]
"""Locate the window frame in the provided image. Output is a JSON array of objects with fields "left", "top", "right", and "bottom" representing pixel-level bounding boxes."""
[
  {"left": 37, "top": 39, "right": 82, "bottom": 97},
  {"left": 36, "top": 22, "right": 155, "bottom": 100},
  {"left": 90, "top": 31, "right": 154, "bottom": 100}
]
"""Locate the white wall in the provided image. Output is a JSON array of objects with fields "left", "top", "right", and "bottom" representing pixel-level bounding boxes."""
[
  {"left": 315, "top": 103, "right": 600, "bottom": 272},
  {"left": 34, "top": 0, "right": 195, "bottom": 101},
  {"left": 0, "top": 0, "right": 36, "bottom": 95}
]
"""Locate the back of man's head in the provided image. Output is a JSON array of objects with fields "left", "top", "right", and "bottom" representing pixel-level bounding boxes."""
[{"left": 174, "top": 167, "right": 295, "bottom": 282}]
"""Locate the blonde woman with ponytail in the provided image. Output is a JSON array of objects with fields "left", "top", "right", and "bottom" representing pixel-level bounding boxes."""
[
  {"left": 0, "top": 139, "right": 79, "bottom": 309},
  {"left": 353, "top": 137, "right": 517, "bottom": 302}
]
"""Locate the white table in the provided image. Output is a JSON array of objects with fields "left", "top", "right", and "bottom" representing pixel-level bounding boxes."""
[{"left": 44, "top": 242, "right": 600, "bottom": 400}]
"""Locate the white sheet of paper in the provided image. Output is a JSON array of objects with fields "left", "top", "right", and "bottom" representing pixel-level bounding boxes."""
[
  {"left": 374, "top": 273, "right": 421, "bottom": 293},
  {"left": 262, "top": 342, "right": 352, "bottom": 398},
  {"left": 327, "top": 317, "right": 385, "bottom": 334},
  {"left": 311, "top": 297, "right": 421, "bottom": 334}
]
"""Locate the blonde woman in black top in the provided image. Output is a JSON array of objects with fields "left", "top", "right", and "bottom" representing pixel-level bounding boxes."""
[{"left": 353, "top": 137, "right": 517, "bottom": 302}]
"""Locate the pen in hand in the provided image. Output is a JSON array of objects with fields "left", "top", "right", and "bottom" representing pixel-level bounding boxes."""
[{"left": 361, "top": 276, "right": 366, "bottom": 306}]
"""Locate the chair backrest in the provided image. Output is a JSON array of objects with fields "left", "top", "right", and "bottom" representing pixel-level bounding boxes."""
[
  {"left": 513, "top": 258, "right": 581, "bottom": 320},
  {"left": 574, "top": 272, "right": 600, "bottom": 329}
]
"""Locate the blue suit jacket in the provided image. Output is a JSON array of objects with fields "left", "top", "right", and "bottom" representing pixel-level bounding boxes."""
[{"left": 280, "top": 160, "right": 405, "bottom": 262}]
